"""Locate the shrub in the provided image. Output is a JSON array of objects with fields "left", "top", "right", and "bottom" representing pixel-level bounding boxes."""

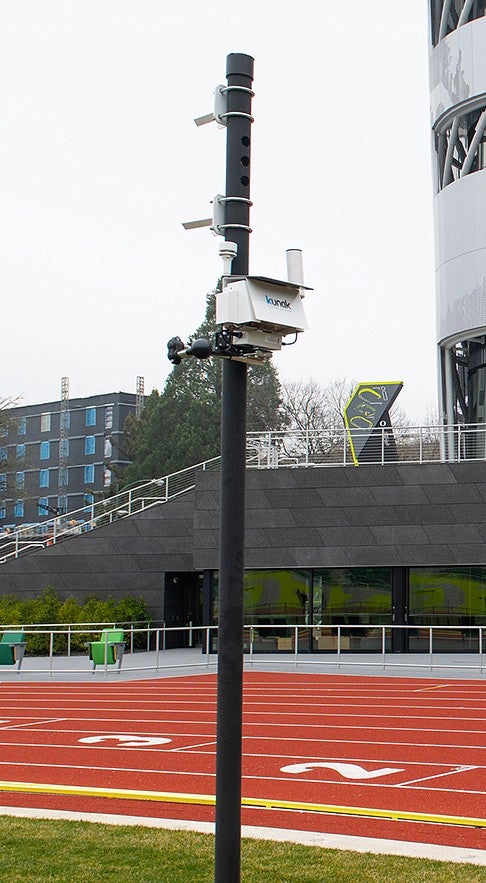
[{"left": 0, "top": 588, "right": 152, "bottom": 655}]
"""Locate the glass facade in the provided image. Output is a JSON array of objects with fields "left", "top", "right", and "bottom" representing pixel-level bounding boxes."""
[
  {"left": 209, "top": 566, "right": 485, "bottom": 654},
  {"left": 212, "top": 567, "right": 392, "bottom": 653},
  {"left": 409, "top": 566, "right": 486, "bottom": 652}
]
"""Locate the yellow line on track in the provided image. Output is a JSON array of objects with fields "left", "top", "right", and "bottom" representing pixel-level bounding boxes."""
[{"left": 0, "top": 780, "right": 484, "bottom": 829}]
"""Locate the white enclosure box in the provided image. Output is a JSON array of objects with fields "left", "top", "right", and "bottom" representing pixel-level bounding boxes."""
[{"left": 216, "top": 277, "right": 309, "bottom": 336}]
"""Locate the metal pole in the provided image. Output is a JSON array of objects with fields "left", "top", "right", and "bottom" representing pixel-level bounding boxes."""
[{"left": 214, "top": 52, "right": 253, "bottom": 883}]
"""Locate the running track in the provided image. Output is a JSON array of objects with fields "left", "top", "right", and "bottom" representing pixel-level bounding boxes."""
[{"left": 0, "top": 672, "right": 484, "bottom": 853}]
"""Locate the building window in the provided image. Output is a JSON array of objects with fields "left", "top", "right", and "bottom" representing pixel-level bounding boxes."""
[
  {"left": 84, "top": 436, "right": 96, "bottom": 455},
  {"left": 40, "top": 413, "right": 51, "bottom": 432},
  {"left": 40, "top": 441, "right": 50, "bottom": 460},
  {"left": 14, "top": 499, "right": 24, "bottom": 519},
  {"left": 59, "top": 438, "right": 69, "bottom": 458},
  {"left": 38, "top": 497, "right": 49, "bottom": 517},
  {"left": 103, "top": 468, "right": 112, "bottom": 488},
  {"left": 0, "top": 474, "right": 6, "bottom": 492},
  {"left": 83, "top": 492, "right": 94, "bottom": 506},
  {"left": 0, "top": 447, "right": 6, "bottom": 462},
  {"left": 58, "top": 495, "right": 68, "bottom": 514},
  {"left": 84, "top": 464, "right": 95, "bottom": 484},
  {"left": 86, "top": 407, "right": 96, "bottom": 427},
  {"left": 104, "top": 437, "right": 112, "bottom": 458},
  {"left": 17, "top": 416, "right": 26, "bottom": 435},
  {"left": 15, "top": 472, "right": 25, "bottom": 491},
  {"left": 60, "top": 410, "right": 70, "bottom": 431},
  {"left": 16, "top": 444, "right": 26, "bottom": 460},
  {"left": 0, "top": 502, "right": 5, "bottom": 519},
  {"left": 105, "top": 406, "right": 113, "bottom": 430},
  {"left": 39, "top": 469, "right": 49, "bottom": 488},
  {"left": 59, "top": 467, "right": 69, "bottom": 487}
]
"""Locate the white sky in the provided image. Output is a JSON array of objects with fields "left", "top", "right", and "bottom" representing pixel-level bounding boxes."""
[{"left": 1, "top": 1, "right": 437, "bottom": 424}]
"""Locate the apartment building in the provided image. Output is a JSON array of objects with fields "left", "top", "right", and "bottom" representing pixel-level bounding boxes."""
[{"left": 0, "top": 391, "right": 140, "bottom": 527}]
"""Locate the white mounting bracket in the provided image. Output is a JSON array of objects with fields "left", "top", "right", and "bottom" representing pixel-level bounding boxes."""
[
  {"left": 182, "top": 194, "right": 225, "bottom": 235},
  {"left": 194, "top": 84, "right": 254, "bottom": 128},
  {"left": 194, "top": 85, "right": 228, "bottom": 128}
]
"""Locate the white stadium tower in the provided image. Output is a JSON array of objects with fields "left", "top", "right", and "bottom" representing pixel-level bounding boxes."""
[{"left": 429, "top": 1, "right": 486, "bottom": 453}]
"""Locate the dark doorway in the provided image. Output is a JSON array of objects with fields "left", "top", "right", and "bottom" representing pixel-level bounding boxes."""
[{"left": 164, "top": 572, "right": 203, "bottom": 648}]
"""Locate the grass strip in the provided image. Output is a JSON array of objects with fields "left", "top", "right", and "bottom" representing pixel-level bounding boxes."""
[{"left": 0, "top": 815, "right": 485, "bottom": 882}]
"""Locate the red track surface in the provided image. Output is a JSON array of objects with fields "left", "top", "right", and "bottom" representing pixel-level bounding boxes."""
[{"left": 0, "top": 672, "right": 485, "bottom": 851}]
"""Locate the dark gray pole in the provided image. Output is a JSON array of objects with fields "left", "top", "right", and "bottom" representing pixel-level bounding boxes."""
[{"left": 214, "top": 52, "right": 254, "bottom": 883}]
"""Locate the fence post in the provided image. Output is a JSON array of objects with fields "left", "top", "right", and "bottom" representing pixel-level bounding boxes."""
[
  {"left": 206, "top": 627, "right": 211, "bottom": 666},
  {"left": 49, "top": 631, "right": 54, "bottom": 677},
  {"left": 130, "top": 624, "right": 134, "bottom": 654},
  {"left": 156, "top": 629, "right": 160, "bottom": 671},
  {"left": 382, "top": 626, "right": 386, "bottom": 669},
  {"left": 294, "top": 625, "right": 299, "bottom": 667},
  {"left": 67, "top": 625, "right": 71, "bottom": 658},
  {"left": 429, "top": 627, "right": 433, "bottom": 671},
  {"left": 337, "top": 626, "right": 341, "bottom": 668}
]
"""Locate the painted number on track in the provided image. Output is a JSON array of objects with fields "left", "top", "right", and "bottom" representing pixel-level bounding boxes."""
[
  {"left": 79, "top": 735, "right": 172, "bottom": 747},
  {"left": 281, "top": 762, "right": 403, "bottom": 780}
]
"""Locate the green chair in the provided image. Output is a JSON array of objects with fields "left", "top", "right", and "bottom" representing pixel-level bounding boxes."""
[
  {"left": 88, "top": 629, "right": 125, "bottom": 672},
  {"left": 0, "top": 631, "right": 26, "bottom": 671}
]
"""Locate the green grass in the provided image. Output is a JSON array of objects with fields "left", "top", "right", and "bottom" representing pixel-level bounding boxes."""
[{"left": 0, "top": 816, "right": 485, "bottom": 882}]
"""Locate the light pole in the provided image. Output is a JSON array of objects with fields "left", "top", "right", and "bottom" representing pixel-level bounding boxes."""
[{"left": 214, "top": 52, "right": 254, "bottom": 883}]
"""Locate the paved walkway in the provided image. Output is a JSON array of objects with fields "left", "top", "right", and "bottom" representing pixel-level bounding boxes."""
[{"left": 2, "top": 646, "right": 485, "bottom": 680}]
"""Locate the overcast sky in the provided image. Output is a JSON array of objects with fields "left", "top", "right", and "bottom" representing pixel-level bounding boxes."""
[{"left": 1, "top": 1, "right": 436, "bottom": 423}]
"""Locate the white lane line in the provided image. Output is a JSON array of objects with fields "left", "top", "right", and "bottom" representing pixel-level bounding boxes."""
[
  {"left": 170, "top": 741, "right": 217, "bottom": 752},
  {"left": 0, "top": 718, "right": 66, "bottom": 730},
  {"left": 6, "top": 720, "right": 486, "bottom": 738},
  {"left": 0, "top": 734, "right": 485, "bottom": 753},
  {"left": 0, "top": 758, "right": 483, "bottom": 796},
  {"left": 0, "top": 759, "right": 215, "bottom": 778},
  {"left": 397, "top": 765, "right": 479, "bottom": 787}
]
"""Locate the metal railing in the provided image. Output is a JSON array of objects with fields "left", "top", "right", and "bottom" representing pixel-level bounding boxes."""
[
  {"left": 246, "top": 423, "right": 486, "bottom": 468},
  {"left": 2, "top": 622, "right": 485, "bottom": 676},
  {"left": 0, "top": 456, "right": 222, "bottom": 563}
]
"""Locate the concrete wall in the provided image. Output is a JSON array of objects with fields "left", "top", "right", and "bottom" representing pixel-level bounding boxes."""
[
  {"left": 2, "top": 461, "right": 486, "bottom": 617},
  {"left": 0, "top": 493, "right": 195, "bottom": 617},
  {"left": 194, "top": 461, "right": 486, "bottom": 569}
]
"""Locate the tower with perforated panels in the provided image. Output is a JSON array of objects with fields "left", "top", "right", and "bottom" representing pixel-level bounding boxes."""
[{"left": 429, "top": 1, "right": 486, "bottom": 453}]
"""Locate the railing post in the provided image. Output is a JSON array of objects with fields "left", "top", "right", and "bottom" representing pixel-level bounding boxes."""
[
  {"left": 156, "top": 629, "right": 160, "bottom": 670},
  {"left": 294, "top": 625, "right": 299, "bottom": 667},
  {"left": 67, "top": 625, "right": 71, "bottom": 658},
  {"left": 130, "top": 624, "right": 134, "bottom": 654},
  {"left": 15, "top": 531, "right": 19, "bottom": 558},
  {"left": 382, "top": 626, "right": 386, "bottom": 669},
  {"left": 128, "top": 490, "right": 133, "bottom": 516},
  {"left": 337, "top": 626, "right": 341, "bottom": 668},
  {"left": 429, "top": 626, "right": 433, "bottom": 671},
  {"left": 49, "top": 631, "right": 54, "bottom": 677},
  {"left": 458, "top": 423, "right": 462, "bottom": 462}
]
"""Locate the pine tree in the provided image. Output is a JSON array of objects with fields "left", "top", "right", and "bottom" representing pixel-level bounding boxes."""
[{"left": 118, "top": 287, "right": 286, "bottom": 485}]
